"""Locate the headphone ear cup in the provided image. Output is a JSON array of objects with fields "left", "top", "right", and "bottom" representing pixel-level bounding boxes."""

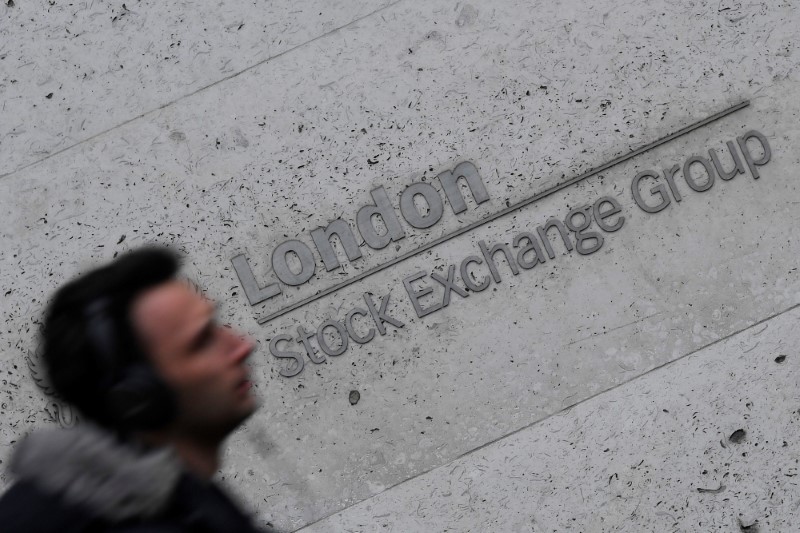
[{"left": 106, "top": 364, "right": 176, "bottom": 429}]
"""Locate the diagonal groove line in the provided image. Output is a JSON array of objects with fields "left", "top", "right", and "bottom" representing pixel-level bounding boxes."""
[
  {"left": 259, "top": 99, "right": 750, "bottom": 324},
  {"left": 0, "top": 0, "right": 407, "bottom": 181},
  {"left": 566, "top": 311, "right": 662, "bottom": 347},
  {"left": 294, "top": 300, "right": 800, "bottom": 532}
]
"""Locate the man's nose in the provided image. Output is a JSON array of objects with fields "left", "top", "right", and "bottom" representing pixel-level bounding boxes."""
[{"left": 225, "top": 327, "right": 254, "bottom": 363}]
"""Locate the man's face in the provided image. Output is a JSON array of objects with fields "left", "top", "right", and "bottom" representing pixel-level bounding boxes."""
[{"left": 131, "top": 280, "right": 256, "bottom": 438}]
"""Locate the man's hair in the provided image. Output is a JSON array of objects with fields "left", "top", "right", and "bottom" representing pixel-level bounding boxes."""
[{"left": 41, "top": 246, "right": 179, "bottom": 428}]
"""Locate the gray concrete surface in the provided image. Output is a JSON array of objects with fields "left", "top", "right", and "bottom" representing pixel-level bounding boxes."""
[
  {"left": 0, "top": 0, "right": 397, "bottom": 176},
  {"left": 1, "top": 1, "right": 798, "bottom": 531},
  {"left": 299, "top": 304, "right": 800, "bottom": 532}
]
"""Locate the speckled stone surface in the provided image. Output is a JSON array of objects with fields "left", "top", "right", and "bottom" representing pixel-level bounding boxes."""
[
  {"left": 298, "top": 305, "right": 800, "bottom": 533},
  {"left": 0, "top": 0, "right": 397, "bottom": 177},
  {"left": 1, "top": 1, "right": 798, "bottom": 532}
]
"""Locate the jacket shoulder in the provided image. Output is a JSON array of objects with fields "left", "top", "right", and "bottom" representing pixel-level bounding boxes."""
[
  {"left": 0, "top": 482, "right": 187, "bottom": 533},
  {"left": 0, "top": 480, "right": 95, "bottom": 533}
]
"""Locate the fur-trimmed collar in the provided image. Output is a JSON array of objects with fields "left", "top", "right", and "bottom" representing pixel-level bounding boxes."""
[{"left": 10, "top": 423, "right": 181, "bottom": 522}]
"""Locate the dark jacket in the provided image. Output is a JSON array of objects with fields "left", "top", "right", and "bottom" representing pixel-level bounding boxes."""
[{"left": 0, "top": 424, "right": 275, "bottom": 532}]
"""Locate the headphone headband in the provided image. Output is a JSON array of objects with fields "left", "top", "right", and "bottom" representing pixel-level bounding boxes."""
[{"left": 82, "top": 296, "right": 175, "bottom": 429}]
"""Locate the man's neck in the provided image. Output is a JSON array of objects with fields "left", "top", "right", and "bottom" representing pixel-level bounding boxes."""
[{"left": 137, "top": 430, "right": 222, "bottom": 480}]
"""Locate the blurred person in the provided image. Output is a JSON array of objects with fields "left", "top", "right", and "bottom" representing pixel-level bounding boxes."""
[{"left": 0, "top": 247, "right": 276, "bottom": 532}]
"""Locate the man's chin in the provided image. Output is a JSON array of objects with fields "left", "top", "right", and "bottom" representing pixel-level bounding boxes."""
[{"left": 192, "top": 399, "right": 259, "bottom": 440}]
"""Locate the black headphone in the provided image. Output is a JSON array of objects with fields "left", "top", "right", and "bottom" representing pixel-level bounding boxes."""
[{"left": 84, "top": 298, "right": 176, "bottom": 429}]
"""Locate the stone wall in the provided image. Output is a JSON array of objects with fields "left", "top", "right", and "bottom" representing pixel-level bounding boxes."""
[{"left": 1, "top": 1, "right": 798, "bottom": 531}]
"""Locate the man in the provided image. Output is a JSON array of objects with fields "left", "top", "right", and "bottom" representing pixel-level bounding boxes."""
[{"left": 0, "top": 247, "right": 276, "bottom": 532}]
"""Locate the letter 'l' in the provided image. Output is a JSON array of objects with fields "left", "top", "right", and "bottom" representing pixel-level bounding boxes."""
[{"left": 232, "top": 255, "right": 281, "bottom": 305}]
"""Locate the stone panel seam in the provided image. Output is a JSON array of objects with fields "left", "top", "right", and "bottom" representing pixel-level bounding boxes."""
[{"left": 0, "top": 0, "right": 407, "bottom": 182}]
